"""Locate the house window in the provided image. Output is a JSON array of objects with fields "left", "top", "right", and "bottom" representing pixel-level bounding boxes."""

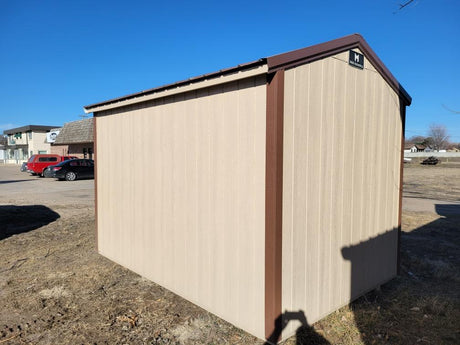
[
  {"left": 38, "top": 150, "right": 47, "bottom": 154},
  {"left": 28, "top": 132, "right": 32, "bottom": 140}
]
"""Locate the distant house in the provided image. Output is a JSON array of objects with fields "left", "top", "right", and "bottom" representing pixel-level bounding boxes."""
[
  {"left": 409, "top": 144, "right": 431, "bottom": 153},
  {"left": 51, "top": 118, "right": 94, "bottom": 159},
  {"left": 3, "top": 125, "right": 60, "bottom": 164}
]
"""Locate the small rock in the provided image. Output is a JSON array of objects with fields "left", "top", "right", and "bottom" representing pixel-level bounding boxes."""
[{"left": 410, "top": 307, "right": 420, "bottom": 311}]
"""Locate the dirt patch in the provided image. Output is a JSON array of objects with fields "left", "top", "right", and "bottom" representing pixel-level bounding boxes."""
[{"left": 0, "top": 164, "right": 459, "bottom": 344}]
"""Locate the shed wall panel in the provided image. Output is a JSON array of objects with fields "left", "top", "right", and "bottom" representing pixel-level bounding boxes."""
[
  {"left": 282, "top": 50, "right": 402, "bottom": 337},
  {"left": 96, "top": 76, "right": 267, "bottom": 338}
]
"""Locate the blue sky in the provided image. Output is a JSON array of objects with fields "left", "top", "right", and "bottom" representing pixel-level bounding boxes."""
[{"left": 1, "top": 0, "right": 459, "bottom": 141}]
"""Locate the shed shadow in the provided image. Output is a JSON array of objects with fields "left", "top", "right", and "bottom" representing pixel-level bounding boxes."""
[
  {"left": 341, "top": 203, "right": 460, "bottom": 344},
  {"left": 0, "top": 205, "right": 60, "bottom": 240},
  {"left": 269, "top": 203, "right": 459, "bottom": 344}
]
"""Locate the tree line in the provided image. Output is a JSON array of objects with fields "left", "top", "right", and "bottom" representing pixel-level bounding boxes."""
[{"left": 405, "top": 124, "right": 459, "bottom": 151}]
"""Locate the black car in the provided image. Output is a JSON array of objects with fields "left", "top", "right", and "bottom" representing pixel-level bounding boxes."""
[
  {"left": 53, "top": 159, "right": 94, "bottom": 181},
  {"left": 44, "top": 156, "right": 78, "bottom": 177},
  {"left": 43, "top": 165, "right": 56, "bottom": 178}
]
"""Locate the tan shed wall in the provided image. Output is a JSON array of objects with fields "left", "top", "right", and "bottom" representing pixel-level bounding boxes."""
[
  {"left": 281, "top": 50, "right": 402, "bottom": 338},
  {"left": 96, "top": 76, "right": 267, "bottom": 338}
]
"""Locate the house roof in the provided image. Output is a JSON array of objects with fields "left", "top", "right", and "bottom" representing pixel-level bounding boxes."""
[
  {"left": 3, "top": 125, "right": 59, "bottom": 135},
  {"left": 83, "top": 33, "right": 411, "bottom": 114},
  {"left": 53, "top": 118, "right": 93, "bottom": 144}
]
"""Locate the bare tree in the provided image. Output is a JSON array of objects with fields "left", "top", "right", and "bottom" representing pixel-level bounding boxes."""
[{"left": 428, "top": 124, "right": 450, "bottom": 151}]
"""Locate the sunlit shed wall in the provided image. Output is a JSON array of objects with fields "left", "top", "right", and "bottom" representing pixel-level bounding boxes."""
[{"left": 84, "top": 34, "right": 411, "bottom": 343}]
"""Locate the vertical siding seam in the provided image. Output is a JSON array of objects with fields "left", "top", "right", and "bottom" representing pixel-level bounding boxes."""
[
  {"left": 304, "top": 65, "right": 310, "bottom": 313},
  {"left": 339, "top": 62, "right": 347, "bottom": 303},
  {"left": 290, "top": 70, "right": 296, "bottom": 316},
  {"left": 376, "top": 79, "right": 385, "bottom": 239},
  {"left": 384, "top": 87, "right": 392, "bottom": 236},
  {"left": 235, "top": 80, "right": 241, "bottom": 324},
  {"left": 367, "top": 74, "right": 377, "bottom": 245},
  {"left": 253, "top": 77, "right": 258, "bottom": 332},
  {"left": 350, "top": 69, "right": 357, "bottom": 246},
  {"left": 360, "top": 68, "right": 368, "bottom": 243},
  {"left": 194, "top": 91, "right": 199, "bottom": 301},
  {"left": 316, "top": 60, "right": 324, "bottom": 317},
  {"left": 328, "top": 60, "right": 336, "bottom": 309}
]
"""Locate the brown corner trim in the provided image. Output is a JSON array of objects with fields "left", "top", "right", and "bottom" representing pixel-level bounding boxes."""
[
  {"left": 397, "top": 103, "right": 406, "bottom": 275},
  {"left": 265, "top": 69, "right": 284, "bottom": 341},
  {"left": 93, "top": 115, "right": 99, "bottom": 252}
]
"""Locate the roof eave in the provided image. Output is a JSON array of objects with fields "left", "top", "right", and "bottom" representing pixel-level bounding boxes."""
[
  {"left": 267, "top": 33, "right": 411, "bottom": 106},
  {"left": 84, "top": 59, "right": 268, "bottom": 113}
]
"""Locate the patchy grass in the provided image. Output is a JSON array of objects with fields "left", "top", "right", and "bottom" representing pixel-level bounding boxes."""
[{"left": 0, "top": 164, "right": 459, "bottom": 344}]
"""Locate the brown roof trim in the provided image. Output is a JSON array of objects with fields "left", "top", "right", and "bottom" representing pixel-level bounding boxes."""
[
  {"left": 84, "top": 59, "right": 267, "bottom": 112},
  {"left": 267, "top": 33, "right": 412, "bottom": 106},
  {"left": 84, "top": 34, "right": 411, "bottom": 113}
]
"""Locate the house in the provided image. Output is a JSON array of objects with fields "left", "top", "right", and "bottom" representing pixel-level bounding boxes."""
[
  {"left": 51, "top": 118, "right": 94, "bottom": 159},
  {"left": 410, "top": 144, "right": 431, "bottom": 152},
  {"left": 2, "top": 125, "right": 60, "bottom": 164},
  {"left": 83, "top": 34, "right": 411, "bottom": 343}
]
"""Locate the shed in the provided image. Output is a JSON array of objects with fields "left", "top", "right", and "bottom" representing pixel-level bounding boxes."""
[{"left": 84, "top": 34, "right": 411, "bottom": 343}]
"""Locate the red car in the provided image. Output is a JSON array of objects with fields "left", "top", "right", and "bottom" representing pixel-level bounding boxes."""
[{"left": 27, "top": 154, "right": 77, "bottom": 176}]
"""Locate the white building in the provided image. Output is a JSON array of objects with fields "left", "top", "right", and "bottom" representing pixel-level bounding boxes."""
[{"left": 3, "top": 125, "right": 60, "bottom": 164}]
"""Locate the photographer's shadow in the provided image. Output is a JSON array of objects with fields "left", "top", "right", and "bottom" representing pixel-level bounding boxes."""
[{"left": 265, "top": 310, "right": 330, "bottom": 345}]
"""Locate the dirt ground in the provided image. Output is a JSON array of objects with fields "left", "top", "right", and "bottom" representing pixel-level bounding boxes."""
[{"left": 1, "top": 163, "right": 459, "bottom": 344}]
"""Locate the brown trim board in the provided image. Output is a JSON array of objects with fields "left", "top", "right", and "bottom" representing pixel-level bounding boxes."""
[
  {"left": 93, "top": 115, "right": 99, "bottom": 252},
  {"left": 267, "top": 34, "right": 411, "bottom": 106},
  {"left": 265, "top": 69, "right": 284, "bottom": 341},
  {"left": 397, "top": 103, "right": 406, "bottom": 275}
]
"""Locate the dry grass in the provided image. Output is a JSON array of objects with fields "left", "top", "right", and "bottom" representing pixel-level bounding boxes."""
[
  {"left": 403, "top": 163, "right": 460, "bottom": 202},
  {"left": 0, "top": 165, "right": 459, "bottom": 344}
]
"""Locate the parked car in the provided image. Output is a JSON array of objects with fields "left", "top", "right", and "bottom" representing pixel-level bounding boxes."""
[
  {"left": 27, "top": 155, "right": 77, "bottom": 176},
  {"left": 43, "top": 157, "right": 79, "bottom": 178},
  {"left": 43, "top": 165, "right": 57, "bottom": 178},
  {"left": 52, "top": 159, "right": 94, "bottom": 181}
]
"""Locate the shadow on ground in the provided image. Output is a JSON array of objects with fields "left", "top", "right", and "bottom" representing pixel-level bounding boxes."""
[
  {"left": 0, "top": 205, "right": 60, "bottom": 240},
  {"left": 0, "top": 179, "right": 35, "bottom": 185},
  {"left": 267, "top": 204, "right": 460, "bottom": 344}
]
